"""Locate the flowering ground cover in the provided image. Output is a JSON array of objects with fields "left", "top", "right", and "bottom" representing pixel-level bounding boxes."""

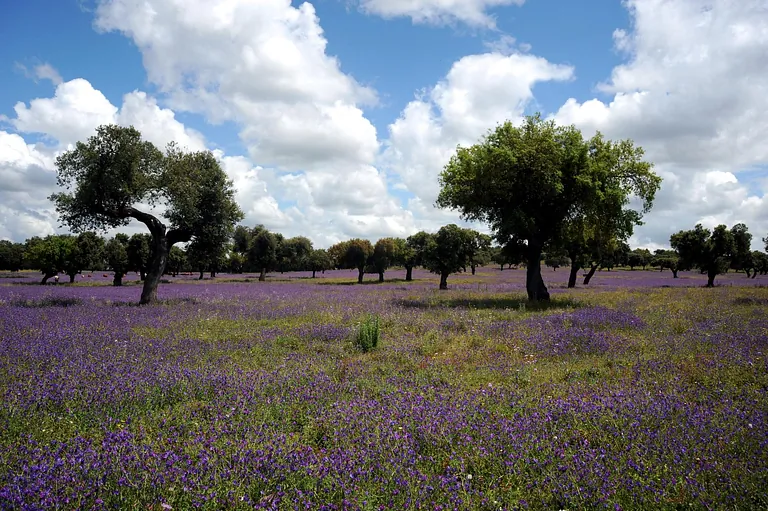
[{"left": 0, "top": 268, "right": 766, "bottom": 509}]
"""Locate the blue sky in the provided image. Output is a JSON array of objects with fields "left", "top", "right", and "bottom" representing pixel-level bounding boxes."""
[{"left": 1, "top": 0, "right": 767, "bottom": 249}]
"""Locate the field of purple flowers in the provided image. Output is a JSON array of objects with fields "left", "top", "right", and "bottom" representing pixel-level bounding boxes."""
[{"left": 1, "top": 267, "right": 766, "bottom": 510}]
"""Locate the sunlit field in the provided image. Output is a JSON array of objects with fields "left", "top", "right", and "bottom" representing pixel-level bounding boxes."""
[{"left": 1, "top": 267, "right": 766, "bottom": 510}]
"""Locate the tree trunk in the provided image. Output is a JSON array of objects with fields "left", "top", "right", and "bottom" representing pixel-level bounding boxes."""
[
  {"left": 41, "top": 273, "right": 53, "bottom": 285},
  {"left": 140, "top": 234, "right": 170, "bottom": 305},
  {"left": 113, "top": 274, "right": 123, "bottom": 287},
  {"left": 672, "top": 269, "right": 679, "bottom": 278},
  {"left": 378, "top": 271, "right": 384, "bottom": 283},
  {"left": 583, "top": 264, "right": 599, "bottom": 285},
  {"left": 210, "top": 271, "right": 216, "bottom": 278},
  {"left": 752, "top": 271, "right": 758, "bottom": 279},
  {"left": 405, "top": 266, "right": 413, "bottom": 282},
  {"left": 525, "top": 245, "right": 550, "bottom": 301},
  {"left": 259, "top": 268, "right": 266, "bottom": 282},
  {"left": 358, "top": 268, "right": 364, "bottom": 284},
  {"left": 140, "top": 270, "right": 146, "bottom": 281},
  {"left": 500, "top": 263, "right": 504, "bottom": 271},
  {"left": 312, "top": 270, "right": 316, "bottom": 278},
  {"left": 439, "top": 271, "right": 448, "bottom": 290},
  {"left": 568, "top": 262, "right": 579, "bottom": 289},
  {"left": 706, "top": 270, "right": 716, "bottom": 287},
  {"left": 471, "top": 264, "right": 476, "bottom": 275},
  {"left": 69, "top": 273, "right": 76, "bottom": 283},
  {"left": 198, "top": 270, "right": 204, "bottom": 280},
  {"left": 745, "top": 269, "right": 752, "bottom": 278}
]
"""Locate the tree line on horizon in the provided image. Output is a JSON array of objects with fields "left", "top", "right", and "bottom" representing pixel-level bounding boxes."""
[{"left": 1, "top": 118, "right": 766, "bottom": 304}]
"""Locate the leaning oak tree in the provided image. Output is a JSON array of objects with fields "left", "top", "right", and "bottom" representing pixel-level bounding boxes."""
[
  {"left": 437, "top": 115, "right": 660, "bottom": 300},
  {"left": 50, "top": 125, "right": 243, "bottom": 304}
]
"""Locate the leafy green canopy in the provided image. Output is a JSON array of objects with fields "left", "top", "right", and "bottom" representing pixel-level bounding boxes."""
[{"left": 437, "top": 114, "right": 660, "bottom": 299}]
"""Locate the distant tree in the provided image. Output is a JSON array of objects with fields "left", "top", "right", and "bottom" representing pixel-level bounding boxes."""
[
  {"left": 437, "top": 114, "right": 660, "bottom": 301},
  {"left": 751, "top": 251, "right": 768, "bottom": 277},
  {"left": 652, "top": 249, "right": 681, "bottom": 278},
  {"left": 463, "top": 229, "right": 492, "bottom": 275},
  {"left": 730, "top": 223, "right": 753, "bottom": 276},
  {"left": 671, "top": 224, "right": 735, "bottom": 287},
  {"left": 50, "top": 125, "right": 243, "bottom": 304},
  {"left": 63, "top": 232, "right": 105, "bottom": 282},
  {"left": 423, "top": 224, "right": 472, "bottom": 290},
  {"left": 544, "top": 250, "right": 570, "bottom": 271},
  {"left": 114, "top": 233, "right": 129, "bottom": 246},
  {"left": 232, "top": 225, "right": 252, "bottom": 255},
  {"left": 280, "top": 236, "right": 313, "bottom": 272},
  {"left": 166, "top": 246, "right": 187, "bottom": 276},
  {"left": 227, "top": 251, "right": 246, "bottom": 274},
  {"left": 0, "top": 241, "right": 25, "bottom": 272},
  {"left": 104, "top": 237, "right": 129, "bottom": 286},
  {"left": 327, "top": 241, "right": 350, "bottom": 270},
  {"left": 343, "top": 239, "right": 374, "bottom": 284},
  {"left": 403, "top": 231, "right": 432, "bottom": 281},
  {"left": 187, "top": 233, "right": 229, "bottom": 279},
  {"left": 308, "top": 248, "right": 332, "bottom": 278},
  {"left": 372, "top": 238, "right": 397, "bottom": 282},
  {"left": 248, "top": 227, "right": 278, "bottom": 281},
  {"left": 24, "top": 235, "right": 74, "bottom": 284},
  {"left": 126, "top": 233, "right": 152, "bottom": 280}
]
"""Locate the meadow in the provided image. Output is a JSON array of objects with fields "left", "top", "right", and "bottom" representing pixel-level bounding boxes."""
[{"left": 0, "top": 267, "right": 766, "bottom": 510}]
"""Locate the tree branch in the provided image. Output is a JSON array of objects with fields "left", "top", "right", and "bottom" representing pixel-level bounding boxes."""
[{"left": 167, "top": 228, "right": 193, "bottom": 246}]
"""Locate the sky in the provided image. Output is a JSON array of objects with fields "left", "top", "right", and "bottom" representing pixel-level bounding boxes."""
[{"left": 1, "top": 0, "right": 767, "bottom": 250}]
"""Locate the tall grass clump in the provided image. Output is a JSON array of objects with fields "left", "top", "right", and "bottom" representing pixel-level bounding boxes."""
[{"left": 354, "top": 314, "right": 380, "bottom": 352}]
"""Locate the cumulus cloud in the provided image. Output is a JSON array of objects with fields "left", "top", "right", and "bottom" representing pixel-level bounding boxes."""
[
  {"left": 355, "top": 0, "right": 525, "bottom": 28},
  {"left": 382, "top": 52, "right": 574, "bottom": 206},
  {"left": 552, "top": 0, "right": 768, "bottom": 249}
]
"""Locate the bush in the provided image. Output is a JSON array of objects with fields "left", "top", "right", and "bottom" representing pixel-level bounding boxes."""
[{"left": 354, "top": 315, "right": 380, "bottom": 353}]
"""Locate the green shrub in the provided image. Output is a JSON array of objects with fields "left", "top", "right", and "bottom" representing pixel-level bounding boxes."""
[{"left": 354, "top": 315, "right": 380, "bottom": 353}]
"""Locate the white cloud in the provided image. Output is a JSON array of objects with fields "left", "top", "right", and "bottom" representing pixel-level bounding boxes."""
[
  {"left": 356, "top": 0, "right": 524, "bottom": 28},
  {"left": 383, "top": 52, "right": 574, "bottom": 206},
  {"left": 551, "top": 0, "right": 768, "bottom": 249}
]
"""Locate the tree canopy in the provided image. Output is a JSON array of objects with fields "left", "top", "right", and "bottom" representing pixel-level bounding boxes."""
[
  {"left": 437, "top": 114, "right": 660, "bottom": 300},
  {"left": 50, "top": 125, "right": 242, "bottom": 303},
  {"left": 671, "top": 224, "right": 735, "bottom": 287}
]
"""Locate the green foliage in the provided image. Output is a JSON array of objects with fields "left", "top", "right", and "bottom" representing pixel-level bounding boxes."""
[
  {"left": 354, "top": 315, "right": 380, "bottom": 353},
  {"left": 50, "top": 124, "right": 243, "bottom": 303},
  {"left": 671, "top": 224, "right": 735, "bottom": 286},
  {"left": 24, "top": 235, "right": 75, "bottom": 282},
  {"left": 0, "top": 241, "right": 25, "bottom": 272},
  {"left": 248, "top": 226, "right": 279, "bottom": 277},
  {"left": 730, "top": 223, "right": 752, "bottom": 272},
  {"left": 308, "top": 249, "right": 332, "bottom": 277},
  {"left": 126, "top": 234, "right": 152, "bottom": 277},
  {"left": 343, "top": 239, "right": 374, "bottom": 284},
  {"left": 280, "top": 236, "right": 314, "bottom": 272},
  {"left": 166, "top": 246, "right": 187, "bottom": 276},
  {"left": 423, "top": 224, "right": 473, "bottom": 289},
  {"left": 437, "top": 114, "right": 660, "bottom": 300},
  {"left": 372, "top": 238, "right": 397, "bottom": 280},
  {"left": 104, "top": 237, "right": 129, "bottom": 286}
]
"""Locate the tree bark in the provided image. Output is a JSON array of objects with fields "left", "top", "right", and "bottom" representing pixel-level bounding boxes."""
[
  {"left": 259, "top": 268, "right": 266, "bottom": 282},
  {"left": 357, "top": 267, "right": 364, "bottom": 284},
  {"left": 140, "top": 270, "right": 146, "bottom": 281},
  {"left": 583, "top": 264, "right": 599, "bottom": 285},
  {"left": 745, "top": 269, "right": 752, "bottom": 278},
  {"left": 210, "top": 271, "right": 216, "bottom": 278},
  {"left": 752, "top": 271, "right": 758, "bottom": 279},
  {"left": 378, "top": 271, "right": 384, "bottom": 283},
  {"left": 405, "top": 266, "right": 413, "bottom": 282},
  {"left": 198, "top": 270, "right": 204, "bottom": 280},
  {"left": 41, "top": 273, "right": 54, "bottom": 285},
  {"left": 568, "top": 262, "right": 579, "bottom": 289},
  {"left": 68, "top": 273, "right": 76, "bottom": 283},
  {"left": 706, "top": 270, "right": 716, "bottom": 287},
  {"left": 471, "top": 264, "right": 476, "bottom": 275},
  {"left": 672, "top": 269, "right": 679, "bottom": 278},
  {"left": 113, "top": 274, "right": 123, "bottom": 287},
  {"left": 439, "top": 271, "right": 449, "bottom": 290},
  {"left": 312, "top": 270, "right": 316, "bottom": 278},
  {"left": 500, "top": 264, "right": 504, "bottom": 271},
  {"left": 525, "top": 244, "right": 550, "bottom": 301}
]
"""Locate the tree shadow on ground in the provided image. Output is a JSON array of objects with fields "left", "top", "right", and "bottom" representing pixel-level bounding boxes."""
[
  {"left": 395, "top": 295, "right": 582, "bottom": 311},
  {"left": 317, "top": 278, "right": 417, "bottom": 286}
]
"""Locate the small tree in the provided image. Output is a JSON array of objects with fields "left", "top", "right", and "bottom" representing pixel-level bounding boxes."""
[
  {"left": 730, "top": 223, "right": 753, "bottom": 276},
  {"left": 126, "top": 233, "right": 152, "bottom": 280},
  {"left": 0, "top": 241, "right": 25, "bottom": 272},
  {"left": 463, "top": 229, "right": 492, "bottom": 275},
  {"left": 166, "top": 246, "right": 187, "bottom": 276},
  {"left": 423, "top": 225, "right": 472, "bottom": 290},
  {"left": 50, "top": 125, "right": 243, "bottom": 304},
  {"left": 671, "top": 224, "right": 735, "bottom": 287},
  {"left": 26, "top": 235, "right": 73, "bottom": 284},
  {"left": 343, "top": 239, "right": 374, "bottom": 284},
  {"left": 402, "top": 231, "right": 431, "bottom": 281},
  {"left": 308, "top": 249, "right": 331, "bottom": 278},
  {"left": 104, "top": 237, "right": 129, "bottom": 286},
  {"left": 372, "top": 238, "right": 397, "bottom": 282},
  {"left": 327, "top": 241, "right": 350, "bottom": 270},
  {"left": 248, "top": 227, "right": 278, "bottom": 281}
]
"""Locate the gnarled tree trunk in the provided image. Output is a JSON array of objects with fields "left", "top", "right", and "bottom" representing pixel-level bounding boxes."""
[
  {"left": 439, "top": 271, "right": 449, "bottom": 290},
  {"left": 583, "top": 264, "right": 599, "bottom": 285},
  {"left": 568, "top": 262, "right": 579, "bottom": 289},
  {"left": 525, "top": 244, "right": 550, "bottom": 301}
]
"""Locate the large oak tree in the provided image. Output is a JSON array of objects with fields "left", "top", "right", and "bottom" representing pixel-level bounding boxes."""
[
  {"left": 50, "top": 125, "right": 243, "bottom": 304},
  {"left": 437, "top": 114, "right": 660, "bottom": 301}
]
